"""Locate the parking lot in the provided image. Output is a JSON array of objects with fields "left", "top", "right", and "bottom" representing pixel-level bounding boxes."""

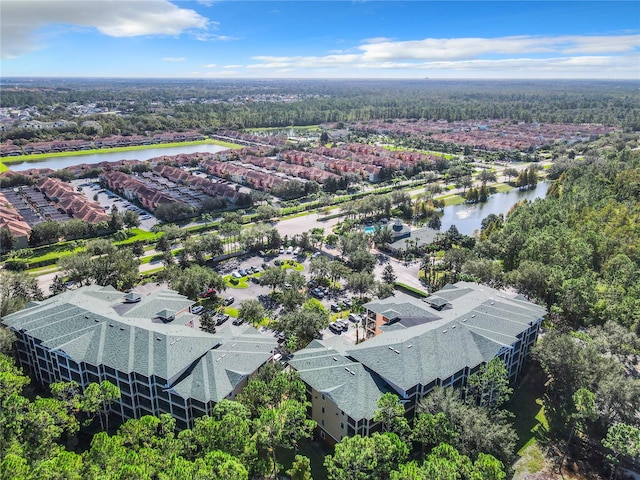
[
  {"left": 213, "top": 250, "right": 368, "bottom": 344},
  {"left": 72, "top": 179, "right": 159, "bottom": 230}
]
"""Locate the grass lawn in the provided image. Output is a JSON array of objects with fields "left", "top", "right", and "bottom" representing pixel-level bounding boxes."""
[
  {"left": 27, "top": 265, "right": 60, "bottom": 275},
  {"left": 224, "top": 275, "right": 250, "bottom": 289},
  {"left": 223, "top": 307, "right": 239, "bottom": 317},
  {"left": 440, "top": 194, "right": 466, "bottom": 206},
  {"left": 113, "top": 228, "right": 161, "bottom": 245},
  {"left": 508, "top": 364, "right": 549, "bottom": 453},
  {"left": 140, "top": 266, "right": 164, "bottom": 277},
  {"left": 280, "top": 260, "right": 304, "bottom": 271},
  {"left": 0, "top": 162, "right": 8, "bottom": 173},
  {"left": 490, "top": 183, "right": 514, "bottom": 193}
]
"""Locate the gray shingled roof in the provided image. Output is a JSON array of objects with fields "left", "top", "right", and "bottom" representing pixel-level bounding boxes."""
[
  {"left": 292, "top": 282, "right": 545, "bottom": 415},
  {"left": 171, "top": 326, "right": 276, "bottom": 403},
  {"left": 350, "top": 282, "right": 545, "bottom": 392},
  {"left": 363, "top": 292, "right": 437, "bottom": 319},
  {"left": 289, "top": 347, "right": 392, "bottom": 421},
  {"left": 2, "top": 285, "right": 276, "bottom": 398}
]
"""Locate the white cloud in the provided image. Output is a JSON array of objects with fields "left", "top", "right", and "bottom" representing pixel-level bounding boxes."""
[
  {"left": 163, "top": 57, "right": 186, "bottom": 62},
  {"left": 240, "top": 34, "right": 640, "bottom": 79},
  {"left": 202, "top": 63, "right": 218, "bottom": 68},
  {"left": 356, "top": 35, "right": 640, "bottom": 61},
  {"left": 1, "top": 0, "right": 209, "bottom": 59}
]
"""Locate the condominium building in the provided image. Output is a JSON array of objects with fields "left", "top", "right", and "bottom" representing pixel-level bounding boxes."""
[
  {"left": 289, "top": 282, "right": 545, "bottom": 443},
  {"left": 2, "top": 285, "right": 276, "bottom": 429}
]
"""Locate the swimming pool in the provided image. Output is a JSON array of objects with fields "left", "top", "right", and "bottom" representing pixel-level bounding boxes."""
[{"left": 364, "top": 226, "right": 375, "bottom": 234}]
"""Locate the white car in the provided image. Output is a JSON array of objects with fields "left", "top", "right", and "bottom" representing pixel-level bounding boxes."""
[
  {"left": 293, "top": 247, "right": 301, "bottom": 255},
  {"left": 191, "top": 306, "right": 204, "bottom": 314},
  {"left": 286, "top": 246, "right": 294, "bottom": 254},
  {"left": 231, "top": 271, "right": 242, "bottom": 278}
]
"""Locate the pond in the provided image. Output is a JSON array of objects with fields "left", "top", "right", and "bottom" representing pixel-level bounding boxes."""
[
  {"left": 8, "top": 144, "right": 230, "bottom": 172},
  {"left": 440, "top": 181, "right": 549, "bottom": 236}
]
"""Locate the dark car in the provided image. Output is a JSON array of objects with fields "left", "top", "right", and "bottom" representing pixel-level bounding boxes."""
[
  {"left": 215, "top": 314, "right": 230, "bottom": 325},
  {"left": 238, "top": 269, "right": 248, "bottom": 276},
  {"left": 275, "top": 332, "right": 286, "bottom": 343},
  {"left": 310, "top": 288, "right": 324, "bottom": 299},
  {"left": 232, "top": 317, "right": 244, "bottom": 325},
  {"left": 330, "top": 304, "right": 341, "bottom": 313}
]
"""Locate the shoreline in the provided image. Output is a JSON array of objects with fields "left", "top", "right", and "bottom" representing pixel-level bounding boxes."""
[{"left": 0, "top": 138, "right": 243, "bottom": 166}]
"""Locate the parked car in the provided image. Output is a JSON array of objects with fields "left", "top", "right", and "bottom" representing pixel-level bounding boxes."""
[
  {"left": 311, "top": 252, "right": 322, "bottom": 258},
  {"left": 215, "top": 314, "right": 230, "bottom": 325},
  {"left": 348, "top": 313, "right": 361, "bottom": 323},
  {"left": 331, "top": 304, "right": 341, "bottom": 313},
  {"left": 310, "top": 288, "right": 324, "bottom": 299},
  {"left": 191, "top": 306, "right": 204, "bottom": 315},
  {"left": 231, "top": 271, "right": 242, "bottom": 279},
  {"left": 329, "top": 323, "right": 342, "bottom": 334},
  {"left": 293, "top": 247, "right": 301, "bottom": 255},
  {"left": 286, "top": 246, "right": 294, "bottom": 254},
  {"left": 279, "top": 247, "right": 285, "bottom": 254},
  {"left": 232, "top": 317, "right": 244, "bottom": 325},
  {"left": 224, "top": 297, "right": 235, "bottom": 306},
  {"left": 238, "top": 268, "right": 248, "bottom": 276}
]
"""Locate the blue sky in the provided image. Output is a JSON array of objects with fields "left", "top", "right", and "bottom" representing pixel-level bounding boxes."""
[{"left": 1, "top": 1, "right": 639, "bottom": 79}]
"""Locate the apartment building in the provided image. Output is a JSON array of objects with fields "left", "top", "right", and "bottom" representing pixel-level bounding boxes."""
[
  {"left": 2, "top": 285, "right": 276, "bottom": 429},
  {"left": 289, "top": 282, "right": 545, "bottom": 443}
]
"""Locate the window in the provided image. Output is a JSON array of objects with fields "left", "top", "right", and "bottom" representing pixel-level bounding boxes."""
[
  {"left": 321, "top": 407, "right": 325, "bottom": 414},
  {"left": 321, "top": 420, "right": 325, "bottom": 426},
  {"left": 341, "top": 422, "right": 344, "bottom": 429},
  {"left": 321, "top": 394, "right": 325, "bottom": 400}
]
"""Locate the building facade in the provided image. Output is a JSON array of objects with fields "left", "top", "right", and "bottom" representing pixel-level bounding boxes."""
[
  {"left": 2, "top": 285, "right": 276, "bottom": 429},
  {"left": 290, "top": 282, "right": 546, "bottom": 443}
]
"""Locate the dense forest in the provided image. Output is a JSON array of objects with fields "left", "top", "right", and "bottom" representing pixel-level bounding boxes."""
[
  {"left": 476, "top": 142, "right": 640, "bottom": 332},
  {"left": 1, "top": 79, "right": 639, "bottom": 143}
]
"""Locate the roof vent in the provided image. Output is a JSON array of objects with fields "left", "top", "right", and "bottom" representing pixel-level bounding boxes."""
[
  {"left": 119, "top": 327, "right": 125, "bottom": 331},
  {"left": 462, "top": 318, "right": 467, "bottom": 322},
  {"left": 407, "top": 345, "right": 413, "bottom": 349},
  {"left": 349, "top": 370, "right": 355, "bottom": 376},
  {"left": 109, "top": 323, "right": 114, "bottom": 327},
  {"left": 156, "top": 337, "right": 162, "bottom": 341},
  {"left": 94, "top": 319, "right": 99, "bottom": 323},
  {"left": 452, "top": 325, "right": 456, "bottom": 329},
  {"left": 442, "top": 329, "right": 448, "bottom": 334},
  {"left": 471, "top": 314, "right": 476, "bottom": 318},
  {"left": 333, "top": 357, "right": 338, "bottom": 361},
  {"left": 393, "top": 349, "right": 400, "bottom": 354},
  {"left": 84, "top": 315, "right": 89, "bottom": 319},
  {"left": 388, "top": 346, "right": 394, "bottom": 350}
]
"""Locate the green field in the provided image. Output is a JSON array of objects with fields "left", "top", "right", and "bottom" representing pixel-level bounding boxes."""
[{"left": 0, "top": 162, "right": 8, "bottom": 173}]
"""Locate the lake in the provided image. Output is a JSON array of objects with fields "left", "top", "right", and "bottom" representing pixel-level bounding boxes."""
[
  {"left": 440, "top": 181, "right": 549, "bottom": 236},
  {"left": 9, "top": 144, "right": 231, "bottom": 171}
]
